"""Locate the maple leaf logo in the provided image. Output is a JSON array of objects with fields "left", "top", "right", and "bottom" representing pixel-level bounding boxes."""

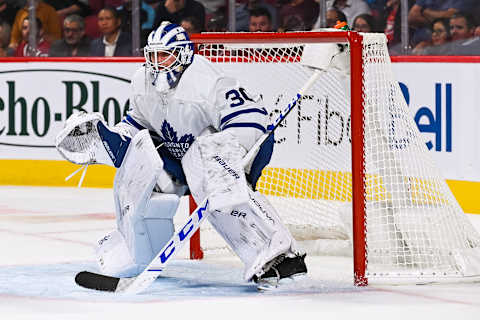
[
  {"left": 161, "top": 120, "right": 178, "bottom": 142},
  {"left": 159, "top": 120, "right": 195, "bottom": 159}
]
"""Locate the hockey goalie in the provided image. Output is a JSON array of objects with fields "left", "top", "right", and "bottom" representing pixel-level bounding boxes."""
[{"left": 56, "top": 21, "right": 307, "bottom": 290}]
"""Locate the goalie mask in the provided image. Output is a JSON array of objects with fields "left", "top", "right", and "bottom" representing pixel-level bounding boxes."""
[{"left": 144, "top": 21, "right": 194, "bottom": 89}]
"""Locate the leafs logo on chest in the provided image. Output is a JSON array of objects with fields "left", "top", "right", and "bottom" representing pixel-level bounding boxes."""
[{"left": 159, "top": 120, "right": 195, "bottom": 159}]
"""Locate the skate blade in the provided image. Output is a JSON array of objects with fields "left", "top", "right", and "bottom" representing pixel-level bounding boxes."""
[{"left": 257, "top": 273, "right": 308, "bottom": 291}]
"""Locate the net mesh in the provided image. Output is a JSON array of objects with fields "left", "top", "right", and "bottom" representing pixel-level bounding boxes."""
[
  {"left": 360, "top": 35, "right": 480, "bottom": 281},
  {"left": 190, "top": 32, "right": 480, "bottom": 283}
]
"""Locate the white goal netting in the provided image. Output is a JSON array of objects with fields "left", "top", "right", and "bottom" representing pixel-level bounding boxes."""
[{"left": 185, "top": 32, "right": 480, "bottom": 284}]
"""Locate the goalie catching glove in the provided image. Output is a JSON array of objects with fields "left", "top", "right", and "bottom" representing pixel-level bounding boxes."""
[{"left": 56, "top": 112, "right": 132, "bottom": 168}]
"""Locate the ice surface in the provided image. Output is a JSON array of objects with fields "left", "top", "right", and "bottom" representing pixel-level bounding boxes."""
[{"left": 0, "top": 186, "right": 479, "bottom": 320}]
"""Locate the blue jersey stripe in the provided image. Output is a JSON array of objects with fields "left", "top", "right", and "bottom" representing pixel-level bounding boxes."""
[
  {"left": 222, "top": 122, "right": 266, "bottom": 133},
  {"left": 220, "top": 108, "right": 268, "bottom": 127},
  {"left": 123, "top": 115, "right": 146, "bottom": 130}
]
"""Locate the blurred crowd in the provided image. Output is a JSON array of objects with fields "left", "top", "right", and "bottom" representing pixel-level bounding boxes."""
[{"left": 0, "top": 0, "right": 479, "bottom": 57}]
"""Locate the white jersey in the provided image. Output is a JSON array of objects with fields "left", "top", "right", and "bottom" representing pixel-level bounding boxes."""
[{"left": 121, "top": 55, "right": 269, "bottom": 163}]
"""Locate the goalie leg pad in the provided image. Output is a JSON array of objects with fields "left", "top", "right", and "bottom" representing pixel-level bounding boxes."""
[
  {"left": 182, "top": 130, "right": 250, "bottom": 211},
  {"left": 97, "top": 130, "right": 181, "bottom": 277},
  {"left": 206, "top": 189, "right": 303, "bottom": 281},
  {"left": 95, "top": 229, "right": 137, "bottom": 277},
  {"left": 127, "top": 192, "right": 178, "bottom": 269},
  {"left": 97, "top": 192, "right": 179, "bottom": 277}
]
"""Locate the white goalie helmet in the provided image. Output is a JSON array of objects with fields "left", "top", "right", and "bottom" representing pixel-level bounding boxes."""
[{"left": 144, "top": 21, "right": 194, "bottom": 75}]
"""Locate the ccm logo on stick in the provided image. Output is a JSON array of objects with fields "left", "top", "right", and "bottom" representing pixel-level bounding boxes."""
[{"left": 158, "top": 200, "right": 209, "bottom": 264}]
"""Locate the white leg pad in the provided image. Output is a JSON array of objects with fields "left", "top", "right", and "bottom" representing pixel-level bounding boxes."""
[
  {"left": 126, "top": 192, "right": 178, "bottom": 268},
  {"left": 182, "top": 130, "right": 250, "bottom": 211},
  {"left": 207, "top": 189, "right": 302, "bottom": 281},
  {"left": 138, "top": 192, "right": 178, "bottom": 262},
  {"left": 181, "top": 130, "right": 301, "bottom": 280},
  {"left": 96, "top": 130, "right": 181, "bottom": 277},
  {"left": 95, "top": 229, "right": 137, "bottom": 277},
  {"left": 96, "top": 192, "right": 179, "bottom": 277}
]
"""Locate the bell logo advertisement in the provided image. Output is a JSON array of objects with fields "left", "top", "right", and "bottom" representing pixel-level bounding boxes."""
[
  {"left": 399, "top": 81, "right": 452, "bottom": 153},
  {"left": 393, "top": 62, "right": 480, "bottom": 182}
]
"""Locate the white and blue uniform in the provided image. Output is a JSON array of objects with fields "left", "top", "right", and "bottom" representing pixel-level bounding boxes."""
[
  {"left": 94, "top": 22, "right": 302, "bottom": 282},
  {"left": 119, "top": 54, "right": 274, "bottom": 188}
]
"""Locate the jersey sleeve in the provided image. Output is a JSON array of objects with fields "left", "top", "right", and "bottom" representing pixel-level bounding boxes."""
[{"left": 209, "top": 76, "right": 269, "bottom": 151}]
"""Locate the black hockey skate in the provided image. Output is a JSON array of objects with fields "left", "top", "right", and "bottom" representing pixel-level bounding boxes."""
[{"left": 253, "top": 253, "right": 307, "bottom": 290}]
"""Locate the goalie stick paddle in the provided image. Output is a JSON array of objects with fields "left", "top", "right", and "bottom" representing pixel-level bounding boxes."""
[
  {"left": 75, "top": 199, "right": 210, "bottom": 294},
  {"left": 75, "top": 69, "right": 323, "bottom": 294},
  {"left": 75, "top": 271, "right": 120, "bottom": 292}
]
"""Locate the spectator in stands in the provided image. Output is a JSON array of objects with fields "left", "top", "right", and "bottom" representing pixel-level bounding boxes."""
[
  {"left": 249, "top": 7, "right": 273, "bottom": 32},
  {"left": 43, "top": 0, "right": 92, "bottom": 18},
  {"left": 15, "top": 17, "right": 50, "bottom": 57},
  {"left": 352, "top": 13, "right": 376, "bottom": 32},
  {"left": 0, "top": 0, "right": 19, "bottom": 26},
  {"left": 418, "top": 13, "right": 477, "bottom": 55},
  {"left": 444, "top": 12, "right": 479, "bottom": 55},
  {"left": 454, "top": 20, "right": 480, "bottom": 55},
  {"left": 412, "top": 18, "right": 450, "bottom": 54},
  {"left": 325, "top": 8, "right": 347, "bottom": 28},
  {"left": 449, "top": 12, "right": 475, "bottom": 42},
  {"left": 278, "top": 0, "right": 319, "bottom": 31},
  {"left": 9, "top": 0, "right": 61, "bottom": 50},
  {"left": 181, "top": 16, "right": 202, "bottom": 35},
  {"left": 89, "top": 6, "right": 131, "bottom": 56},
  {"left": 407, "top": 0, "right": 476, "bottom": 46},
  {"left": 331, "top": 0, "right": 371, "bottom": 25},
  {"left": 49, "top": 14, "right": 90, "bottom": 57},
  {"left": 235, "top": 0, "right": 278, "bottom": 32},
  {"left": 117, "top": 0, "right": 156, "bottom": 47},
  {"left": 154, "top": 0, "right": 205, "bottom": 32},
  {"left": 0, "top": 19, "right": 10, "bottom": 57}
]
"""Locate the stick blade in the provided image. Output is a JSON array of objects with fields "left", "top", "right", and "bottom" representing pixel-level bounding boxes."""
[{"left": 75, "top": 271, "right": 121, "bottom": 292}]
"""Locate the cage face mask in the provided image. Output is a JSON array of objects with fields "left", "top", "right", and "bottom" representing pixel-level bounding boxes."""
[{"left": 144, "top": 21, "right": 194, "bottom": 89}]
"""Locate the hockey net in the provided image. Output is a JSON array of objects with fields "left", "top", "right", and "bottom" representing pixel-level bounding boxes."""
[{"left": 184, "top": 31, "right": 480, "bottom": 285}]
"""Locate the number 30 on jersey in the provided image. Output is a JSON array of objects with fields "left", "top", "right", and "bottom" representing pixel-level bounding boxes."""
[{"left": 225, "top": 87, "right": 255, "bottom": 108}]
